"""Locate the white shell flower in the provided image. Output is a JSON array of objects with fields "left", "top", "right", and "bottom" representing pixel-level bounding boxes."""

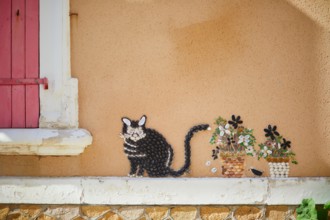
[
  {"left": 245, "top": 146, "right": 254, "bottom": 154},
  {"left": 260, "top": 146, "right": 272, "bottom": 158},
  {"left": 219, "top": 124, "right": 231, "bottom": 136},
  {"left": 238, "top": 135, "right": 250, "bottom": 146}
]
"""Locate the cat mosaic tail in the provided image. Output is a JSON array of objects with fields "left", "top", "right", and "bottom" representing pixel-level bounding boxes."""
[
  {"left": 169, "top": 124, "right": 210, "bottom": 177},
  {"left": 120, "top": 115, "right": 209, "bottom": 177}
]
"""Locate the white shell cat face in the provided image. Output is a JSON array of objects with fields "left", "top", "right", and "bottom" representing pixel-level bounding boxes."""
[
  {"left": 122, "top": 116, "right": 147, "bottom": 142},
  {"left": 125, "top": 126, "right": 146, "bottom": 142}
]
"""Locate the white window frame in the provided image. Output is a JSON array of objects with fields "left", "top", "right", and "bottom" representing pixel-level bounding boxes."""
[
  {"left": 0, "top": 0, "right": 92, "bottom": 156},
  {"left": 40, "top": 0, "right": 76, "bottom": 128}
]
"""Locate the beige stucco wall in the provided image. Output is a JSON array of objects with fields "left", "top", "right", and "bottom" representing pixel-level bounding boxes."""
[{"left": 0, "top": 0, "right": 329, "bottom": 177}]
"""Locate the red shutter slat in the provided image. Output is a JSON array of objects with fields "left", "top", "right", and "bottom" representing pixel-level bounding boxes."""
[
  {"left": 25, "top": 0, "right": 39, "bottom": 128},
  {"left": 0, "top": 0, "right": 12, "bottom": 128},
  {"left": 11, "top": 0, "right": 26, "bottom": 128}
]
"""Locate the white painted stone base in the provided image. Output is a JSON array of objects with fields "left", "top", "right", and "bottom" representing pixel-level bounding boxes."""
[{"left": 0, "top": 177, "right": 329, "bottom": 205}]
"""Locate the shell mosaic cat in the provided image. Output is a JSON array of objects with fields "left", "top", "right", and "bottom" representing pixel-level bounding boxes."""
[{"left": 120, "top": 115, "right": 209, "bottom": 177}]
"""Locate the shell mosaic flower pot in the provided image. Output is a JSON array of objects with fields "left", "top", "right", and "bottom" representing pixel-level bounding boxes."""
[
  {"left": 267, "top": 158, "right": 290, "bottom": 178},
  {"left": 220, "top": 154, "right": 245, "bottom": 177}
]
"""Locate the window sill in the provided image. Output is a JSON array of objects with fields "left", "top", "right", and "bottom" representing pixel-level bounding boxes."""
[
  {"left": 0, "top": 128, "right": 92, "bottom": 155},
  {"left": 0, "top": 177, "right": 329, "bottom": 205}
]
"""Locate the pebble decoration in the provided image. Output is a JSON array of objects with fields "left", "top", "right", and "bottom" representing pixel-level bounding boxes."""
[
  {"left": 268, "top": 162, "right": 290, "bottom": 178},
  {"left": 220, "top": 155, "right": 245, "bottom": 177},
  {"left": 211, "top": 167, "right": 217, "bottom": 173}
]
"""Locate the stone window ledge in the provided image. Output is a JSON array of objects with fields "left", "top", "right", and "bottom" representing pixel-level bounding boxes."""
[
  {"left": 0, "top": 177, "right": 329, "bottom": 205},
  {"left": 0, "top": 129, "right": 92, "bottom": 156}
]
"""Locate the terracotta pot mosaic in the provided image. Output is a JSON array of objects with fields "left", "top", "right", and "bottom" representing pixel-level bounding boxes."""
[
  {"left": 267, "top": 158, "right": 290, "bottom": 178},
  {"left": 220, "top": 154, "right": 245, "bottom": 177}
]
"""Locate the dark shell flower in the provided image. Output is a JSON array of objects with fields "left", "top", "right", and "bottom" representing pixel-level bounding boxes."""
[
  {"left": 227, "top": 137, "right": 231, "bottom": 146},
  {"left": 281, "top": 138, "right": 291, "bottom": 150},
  {"left": 212, "top": 149, "right": 219, "bottom": 160},
  {"left": 228, "top": 115, "right": 243, "bottom": 129},
  {"left": 264, "top": 125, "right": 280, "bottom": 140}
]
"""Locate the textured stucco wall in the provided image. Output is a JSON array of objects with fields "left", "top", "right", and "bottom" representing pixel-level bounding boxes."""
[{"left": 0, "top": 0, "right": 329, "bottom": 177}]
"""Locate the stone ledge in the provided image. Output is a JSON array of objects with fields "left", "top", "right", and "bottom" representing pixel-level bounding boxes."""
[
  {"left": 0, "top": 129, "right": 92, "bottom": 155},
  {"left": 0, "top": 177, "right": 329, "bottom": 205}
]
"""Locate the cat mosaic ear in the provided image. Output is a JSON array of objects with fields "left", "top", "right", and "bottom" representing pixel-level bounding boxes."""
[
  {"left": 122, "top": 117, "right": 131, "bottom": 126},
  {"left": 138, "top": 115, "right": 147, "bottom": 126}
]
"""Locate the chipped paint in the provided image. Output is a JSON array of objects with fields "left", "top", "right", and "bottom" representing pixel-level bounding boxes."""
[
  {"left": 39, "top": 79, "right": 79, "bottom": 129},
  {"left": 0, "top": 129, "right": 92, "bottom": 156}
]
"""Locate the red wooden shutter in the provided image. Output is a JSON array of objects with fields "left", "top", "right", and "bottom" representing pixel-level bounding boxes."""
[
  {"left": 0, "top": 0, "right": 12, "bottom": 127},
  {"left": 0, "top": 0, "right": 39, "bottom": 128}
]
